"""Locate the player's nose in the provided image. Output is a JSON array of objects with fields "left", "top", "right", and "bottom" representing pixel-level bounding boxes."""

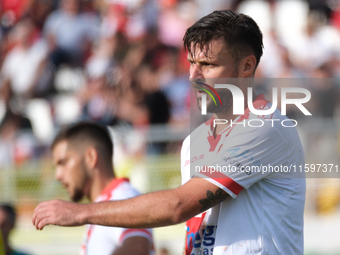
[
  {"left": 54, "top": 167, "right": 64, "bottom": 181},
  {"left": 189, "top": 64, "right": 203, "bottom": 80}
]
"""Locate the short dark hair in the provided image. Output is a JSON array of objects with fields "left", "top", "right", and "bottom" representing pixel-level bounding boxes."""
[
  {"left": 183, "top": 10, "right": 263, "bottom": 68},
  {"left": 51, "top": 121, "right": 113, "bottom": 161},
  {"left": 0, "top": 203, "right": 16, "bottom": 227}
]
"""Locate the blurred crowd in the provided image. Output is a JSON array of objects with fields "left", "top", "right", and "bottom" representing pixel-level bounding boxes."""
[{"left": 0, "top": 0, "right": 340, "bottom": 166}]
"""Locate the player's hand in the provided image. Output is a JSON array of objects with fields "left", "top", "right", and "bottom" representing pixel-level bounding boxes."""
[{"left": 32, "top": 199, "right": 86, "bottom": 230}]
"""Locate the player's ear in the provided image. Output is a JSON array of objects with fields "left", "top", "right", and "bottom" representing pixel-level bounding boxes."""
[
  {"left": 84, "top": 147, "right": 98, "bottom": 169},
  {"left": 239, "top": 55, "right": 256, "bottom": 78}
]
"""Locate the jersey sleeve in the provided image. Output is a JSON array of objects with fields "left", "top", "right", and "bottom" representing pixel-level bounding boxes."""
[
  {"left": 85, "top": 224, "right": 153, "bottom": 255},
  {"left": 195, "top": 124, "right": 290, "bottom": 198},
  {"left": 86, "top": 183, "right": 154, "bottom": 255},
  {"left": 118, "top": 229, "right": 153, "bottom": 245}
]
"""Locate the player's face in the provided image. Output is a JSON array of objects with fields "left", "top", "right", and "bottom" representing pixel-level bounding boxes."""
[
  {"left": 188, "top": 39, "right": 239, "bottom": 113},
  {"left": 52, "top": 140, "right": 90, "bottom": 202}
]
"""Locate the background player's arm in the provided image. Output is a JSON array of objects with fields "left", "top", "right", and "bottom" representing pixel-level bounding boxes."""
[
  {"left": 33, "top": 177, "right": 230, "bottom": 230},
  {"left": 112, "top": 236, "right": 151, "bottom": 255}
]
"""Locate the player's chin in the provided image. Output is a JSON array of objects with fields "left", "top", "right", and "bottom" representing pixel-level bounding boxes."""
[{"left": 206, "top": 104, "right": 222, "bottom": 113}]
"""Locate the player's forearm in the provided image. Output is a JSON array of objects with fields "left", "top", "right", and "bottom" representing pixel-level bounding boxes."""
[
  {"left": 83, "top": 188, "right": 194, "bottom": 228},
  {"left": 33, "top": 177, "right": 222, "bottom": 230}
]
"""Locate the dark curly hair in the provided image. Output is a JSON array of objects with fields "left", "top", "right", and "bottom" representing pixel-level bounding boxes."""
[{"left": 183, "top": 10, "right": 263, "bottom": 69}]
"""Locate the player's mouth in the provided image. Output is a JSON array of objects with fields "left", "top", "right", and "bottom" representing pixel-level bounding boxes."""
[
  {"left": 192, "top": 81, "right": 209, "bottom": 98},
  {"left": 196, "top": 89, "right": 206, "bottom": 96}
]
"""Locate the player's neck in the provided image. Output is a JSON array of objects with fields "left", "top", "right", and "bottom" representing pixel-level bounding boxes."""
[
  {"left": 212, "top": 110, "right": 238, "bottom": 136},
  {"left": 89, "top": 169, "right": 115, "bottom": 202},
  {"left": 212, "top": 86, "right": 255, "bottom": 136}
]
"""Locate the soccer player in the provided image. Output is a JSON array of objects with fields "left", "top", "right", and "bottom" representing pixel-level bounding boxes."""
[
  {"left": 33, "top": 10, "right": 306, "bottom": 254},
  {"left": 48, "top": 122, "right": 153, "bottom": 255}
]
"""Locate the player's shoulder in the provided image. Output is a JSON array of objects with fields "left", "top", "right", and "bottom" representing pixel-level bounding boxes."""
[
  {"left": 110, "top": 181, "right": 140, "bottom": 201},
  {"left": 231, "top": 107, "right": 299, "bottom": 148}
]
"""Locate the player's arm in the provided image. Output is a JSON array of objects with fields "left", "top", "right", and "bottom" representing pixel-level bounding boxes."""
[
  {"left": 112, "top": 236, "right": 151, "bottom": 255},
  {"left": 32, "top": 177, "right": 230, "bottom": 230}
]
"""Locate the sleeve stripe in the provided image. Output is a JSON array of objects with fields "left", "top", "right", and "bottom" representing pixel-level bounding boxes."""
[
  {"left": 199, "top": 171, "right": 243, "bottom": 195},
  {"left": 203, "top": 178, "right": 237, "bottom": 198},
  {"left": 216, "top": 177, "right": 243, "bottom": 195},
  {"left": 119, "top": 229, "right": 153, "bottom": 244}
]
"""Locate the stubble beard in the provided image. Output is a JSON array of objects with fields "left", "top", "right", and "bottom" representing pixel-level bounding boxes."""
[
  {"left": 196, "top": 90, "right": 233, "bottom": 114},
  {"left": 71, "top": 188, "right": 84, "bottom": 202}
]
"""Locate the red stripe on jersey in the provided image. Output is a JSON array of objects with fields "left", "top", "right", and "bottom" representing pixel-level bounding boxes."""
[
  {"left": 217, "top": 144, "right": 223, "bottom": 154},
  {"left": 216, "top": 177, "right": 244, "bottom": 195},
  {"left": 200, "top": 170, "right": 243, "bottom": 196},
  {"left": 101, "top": 178, "right": 130, "bottom": 198},
  {"left": 87, "top": 225, "right": 95, "bottom": 240},
  {"left": 207, "top": 134, "right": 221, "bottom": 152},
  {"left": 205, "top": 117, "right": 214, "bottom": 127},
  {"left": 185, "top": 212, "right": 207, "bottom": 255}
]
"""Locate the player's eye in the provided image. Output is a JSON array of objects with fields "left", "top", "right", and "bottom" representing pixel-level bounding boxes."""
[{"left": 58, "top": 159, "right": 67, "bottom": 166}]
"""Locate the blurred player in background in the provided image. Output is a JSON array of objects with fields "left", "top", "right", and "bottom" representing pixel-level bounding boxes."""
[
  {"left": 33, "top": 10, "right": 306, "bottom": 255},
  {"left": 0, "top": 203, "right": 30, "bottom": 255},
  {"left": 50, "top": 122, "right": 153, "bottom": 255}
]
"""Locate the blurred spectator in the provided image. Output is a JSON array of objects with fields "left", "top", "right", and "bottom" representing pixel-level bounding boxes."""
[
  {"left": 142, "top": 90, "right": 170, "bottom": 126},
  {"left": 99, "top": 0, "right": 158, "bottom": 42},
  {"left": 25, "top": 0, "right": 55, "bottom": 31},
  {"left": 331, "top": 2, "right": 340, "bottom": 30},
  {"left": 306, "top": 0, "right": 333, "bottom": 22},
  {"left": 137, "top": 66, "right": 171, "bottom": 154},
  {"left": 0, "top": 106, "right": 36, "bottom": 167},
  {"left": 258, "top": 30, "right": 305, "bottom": 78},
  {"left": 158, "top": 47, "right": 190, "bottom": 123},
  {"left": 158, "top": 0, "right": 195, "bottom": 47},
  {"left": 284, "top": 10, "right": 340, "bottom": 76},
  {"left": 77, "top": 33, "right": 122, "bottom": 126},
  {"left": 0, "top": 17, "right": 51, "bottom": 99},
  {"left": 43, "top": 0, "right": 99, "bottom": 68},
  {"left": 0, "top": 203, "right": 31, "bottom": 255},
  {"left": 310, "top": 63, "right": 340, "bottom": 118},
  {"left": 78, "top": 69, "right": 118, "bottom": 126},
  {"left": 114, "top": 62, "right": 171, "bottom": 127},
  {"left": 0, "top": 0, "right": 29, "bottom": 31},
  {"left": 194, "top": 0, "right": 236, "bottom": 18}
]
